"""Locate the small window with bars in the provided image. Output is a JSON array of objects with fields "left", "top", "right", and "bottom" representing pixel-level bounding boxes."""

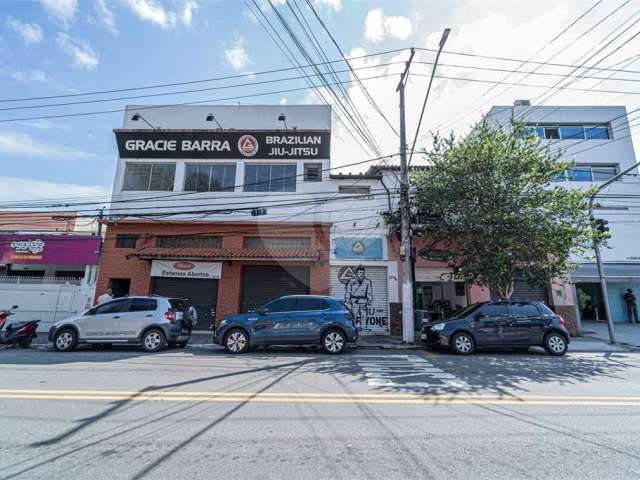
[
  {"left": 338, "top": 185, "right": 370, "bottom": 195},
  {"left": 243, "top": 237, "right": 311, "bottom": 250},
  {"left": 115, "top": 235, "right": 139, "bottom": 248},
  {"left": 304, "top": 163, "right": 322, "bottom": 182},
  {"left": 156, "top": 236, "right": 222, "bottom": 249}
]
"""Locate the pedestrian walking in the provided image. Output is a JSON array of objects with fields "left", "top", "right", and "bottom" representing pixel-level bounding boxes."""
[
  {"left": 96, "top": 288, "right": 114, "bottom": 305},
  {"left": 623, "top": 288, "right": 639, "bottom": 324}
]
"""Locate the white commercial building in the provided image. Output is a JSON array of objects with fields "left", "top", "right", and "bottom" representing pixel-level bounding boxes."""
[{"left": 488, "top": 102, "right": 640, "bottom": 324}]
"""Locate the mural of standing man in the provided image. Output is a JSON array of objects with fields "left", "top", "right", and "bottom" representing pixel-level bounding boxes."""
[{"left": 345, "top": 265, "right": 373, "bottom": 328}]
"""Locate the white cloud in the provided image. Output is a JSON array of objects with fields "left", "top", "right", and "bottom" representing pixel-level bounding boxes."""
[
  {"left": 364, "top": 9, "right": 384, "bottom": 43},
  {"left": 383, "top": 15, "right": 413, "bottom": 40},
  {"left": 124, "top": 0, "right": 198, "bottom": 29},
  {"left": 364, "top": 8, "right": 413, "bottom": 43},
  {"left": 313, "top": 0, "right": 341, "bottom": 11},
  {"left": 41, "top": 0, "right": 77, "bottom": 28},
  {"left": 94, "top": 0, "right": 117, "bottom": 33},
  {"left": 279, "top": 98, "right": 288, "bottom": 105},
  {"left": 0, "top": 131, "right": 99, "bottom": 159},
  {"left": 11, "top": 69, "right": 48, "bottom": 83},
  {"left": 0, "top": 176, "right": 109, "bottom": 202},
  {"left": 56, "top": 33, "right": 99, "bottom": 70},
  {"left": 224, "top": 34, "right": 250, "bottom": 71},
  {"left": 6, "top": 16, "right": 44, "bottom": 44},
  {"left": 181, "top": 0, "right": 197, "bottom": 26}
]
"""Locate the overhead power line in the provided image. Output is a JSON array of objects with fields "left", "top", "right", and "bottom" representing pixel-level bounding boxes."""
[{"left": 0, "top": 48, "right": 409, "bottom": 104}]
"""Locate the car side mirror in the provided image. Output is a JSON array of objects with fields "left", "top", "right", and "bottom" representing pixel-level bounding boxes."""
[
  {"left": 86, "top": 308, "right": 97, "bottom": 316},
  {"left": 256, "top": 307, "right": 268, "bottom": 315},
  {"left": 475, "top": 313, "right": 487, "bottom": 320}
]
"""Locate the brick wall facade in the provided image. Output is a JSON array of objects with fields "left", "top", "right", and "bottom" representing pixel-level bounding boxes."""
[{"left": 97, "top": 220, "right": 331, "bottom": 322}]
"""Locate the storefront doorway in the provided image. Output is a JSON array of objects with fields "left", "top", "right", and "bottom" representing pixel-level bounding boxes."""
[
  {"left": 415, "top": 281, "right": 467, "bottom": 322},
  {"left": 240, "top": 265, "right": 310, "bottom": 313},
  {"left": 330, "top": 264, "right": 389, "bottom": 335},
  {"left": 152, "top": 277, "right": 218, "bottom": 330}
]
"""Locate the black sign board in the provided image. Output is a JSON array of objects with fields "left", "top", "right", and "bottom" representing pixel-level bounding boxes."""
[{"left": 115, "top": 130, "right": 331, "bottom": 160}]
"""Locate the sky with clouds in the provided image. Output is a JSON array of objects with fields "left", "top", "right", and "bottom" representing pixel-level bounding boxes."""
[{"left": 0, "top": 0, "right": 639, "bottom": 201}]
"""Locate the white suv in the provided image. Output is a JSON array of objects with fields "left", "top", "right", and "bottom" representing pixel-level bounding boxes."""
[{"left": 48, "top": 296, "right": 197, "bottom": 353}]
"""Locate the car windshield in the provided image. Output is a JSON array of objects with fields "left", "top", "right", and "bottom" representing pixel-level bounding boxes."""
[{"left": 446, "top": 303, "right": 482, "bottom": 319}]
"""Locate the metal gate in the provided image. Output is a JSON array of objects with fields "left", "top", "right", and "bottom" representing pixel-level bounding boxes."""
[
  {"left": 152, "top": 277, "right": 218, "bottom": 330},
  {"left": 330, "top": 265, "right": 389, "bottom": 335},
  {"left": 491, "top": 279, "right": 548, "bottom": 303},
  {"left": 240, "top": 265, "right": 310, "bottom": 313}
]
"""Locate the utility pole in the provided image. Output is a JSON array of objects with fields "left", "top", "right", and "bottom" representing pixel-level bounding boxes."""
[
  {"left": 586, "top": 159, "right": 640, "bottom": 343},
  {"left": 94, "top": 207, "right": 105, "bottom": 285},
  {"left": 396, "top": 48, "right": 415, "bottom": 343}
]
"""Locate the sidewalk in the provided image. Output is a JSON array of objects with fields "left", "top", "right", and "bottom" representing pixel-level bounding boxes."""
[{"left": 582, "top": 320, "right": 640, "bottom": 350}]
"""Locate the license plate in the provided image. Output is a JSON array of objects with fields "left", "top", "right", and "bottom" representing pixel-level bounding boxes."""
[
  {"left": 176, "top": 312, "right": 184, "bottom": 321},
  {"left": 420, "top": 334, "right": 427, "bottom": 340}
]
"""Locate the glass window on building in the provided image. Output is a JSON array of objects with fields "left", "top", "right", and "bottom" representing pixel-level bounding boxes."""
[
  {"left": 115, "top": 234, "right": 138, "bottom": 248},
  {"left": 244, "top": 164, "right": 296, "bottom": 192},
  {"left": 584, "top": 126, "right": 610, "bottom": 139},
  {"left": 184, "top": 164, "right": 236, "bottom": 192},
  {"left": 559, "top": 126, "right": 585, "bottom": 140},
  {"left": 567, "top": 167, "right": 593, "bottom": 182},
  {"left": 122, "top": 163, "right": 176, "bottom": 191},
  {"left": 555, "top": 164, "right": 618, "bottom": 182},
  {"left": 304, "top": 163, "right": 322, "bottom": 182}
]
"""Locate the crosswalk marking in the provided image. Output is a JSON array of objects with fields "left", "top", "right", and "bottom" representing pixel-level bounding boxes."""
[{"left": 354, "top": 354, "right": 470, "bottom": 389}]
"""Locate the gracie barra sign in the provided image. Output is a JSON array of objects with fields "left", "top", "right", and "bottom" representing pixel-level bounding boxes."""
[{"left": 115, "top": 130, "right": 330, "bottom": 160}]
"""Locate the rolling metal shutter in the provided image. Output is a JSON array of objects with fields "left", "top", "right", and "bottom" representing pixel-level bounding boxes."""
[
  {"left": 491, "top": 279, "right": 548, "bottom": 304},
  {"left": 330, "top": 265, "right": 389, "bottom": 335},
  {"left": 152, "top": 277, "right": 218, "bottom": 330},
  {"left": 240, "top": 265, "right": 310, "bottom": 313}
]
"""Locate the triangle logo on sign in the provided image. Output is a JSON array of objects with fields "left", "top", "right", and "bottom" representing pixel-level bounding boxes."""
[
  {"left": 238, "top": 134, "right": 259, "bottom": 157},
  {"left": 352, "top": 240, "right": 366, "bottom": 255}
]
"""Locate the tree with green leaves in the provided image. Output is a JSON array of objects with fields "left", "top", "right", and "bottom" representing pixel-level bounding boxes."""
[{"left": 397, "top": 120, "right": 600, "bottom": 299}]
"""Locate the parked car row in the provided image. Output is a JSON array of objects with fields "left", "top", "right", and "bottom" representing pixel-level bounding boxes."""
[{"left": 9, "top": 296, "right": 570, "bottom": 356}]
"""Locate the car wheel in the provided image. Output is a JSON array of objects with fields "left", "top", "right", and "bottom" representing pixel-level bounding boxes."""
[
  {"left": 322, "top": 329, "right": 346, "bottom": 354},
  {"left": 18, "top": 339, "right": 32, "bottom": 348},
  {"left": 224, "top": 328, "right": 249, "bottom": 354},
  {"left": 451, "top": 332, "right": 475, "bottom": 355},
  {"left": 54, "top": 328, "right": 77, "bottom": 352},
  {"left": 141, "top": 329, "right": 166, "bottom": 353},
  {"left": 543, "top": 332, "right": 568, "bottom": 356}
]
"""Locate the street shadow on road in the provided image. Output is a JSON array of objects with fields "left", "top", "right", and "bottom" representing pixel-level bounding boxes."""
[
  {"left": 2, "top": 354, "right": 312, "bottom": 480},
  {"left": 339, "top": 348, "right": 635, "bottom": 398}
]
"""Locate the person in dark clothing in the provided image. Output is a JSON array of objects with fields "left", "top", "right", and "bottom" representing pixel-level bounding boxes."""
[{"left": 623, "top": 288, "right": 639, "bottom": 324}]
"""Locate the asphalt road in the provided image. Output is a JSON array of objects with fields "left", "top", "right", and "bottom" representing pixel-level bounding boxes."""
[{"left": 1, "top": 344, "right": 639, "bottom": 480}]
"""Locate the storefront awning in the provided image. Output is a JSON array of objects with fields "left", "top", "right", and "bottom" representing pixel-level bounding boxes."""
[
  {"left": 571, "top": 263, "right": 640, "bottom": 281},
  {"left": 127, "top": 247, "right": 322, "bottom": 262}
]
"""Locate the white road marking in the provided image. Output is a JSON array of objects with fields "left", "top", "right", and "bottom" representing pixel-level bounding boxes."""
[{"left": 354, "top": 354, "right": 469, "bottom": 389}]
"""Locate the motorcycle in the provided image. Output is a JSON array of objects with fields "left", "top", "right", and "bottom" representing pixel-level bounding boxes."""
[{"left": 0, "top": 305, "right": 40, "bottom": 348}]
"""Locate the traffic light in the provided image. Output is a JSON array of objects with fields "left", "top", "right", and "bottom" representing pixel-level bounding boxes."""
[{"left": 595, "top": 218, "right": 610, "bottom": 234}]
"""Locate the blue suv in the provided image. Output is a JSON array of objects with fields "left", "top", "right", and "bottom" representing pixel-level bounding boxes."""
[{"left": 213, "top": 295, "right": 359, "bottom": 354}]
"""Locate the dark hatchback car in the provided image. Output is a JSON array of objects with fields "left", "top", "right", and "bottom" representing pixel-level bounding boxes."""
[
  {"left": 213, "top": 295, "right": 359, "bottom": 354},
  {"left": 420, "top": 300, "right": 570, "bottom": 356}
]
